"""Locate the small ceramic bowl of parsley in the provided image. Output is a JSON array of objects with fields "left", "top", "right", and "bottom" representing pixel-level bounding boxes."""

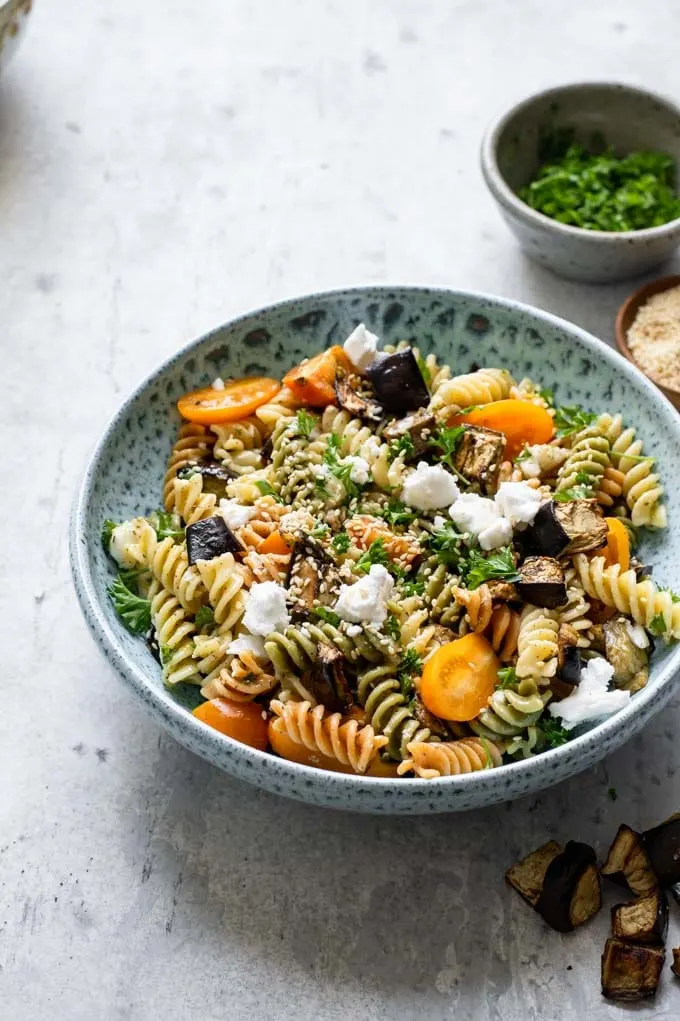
[{"left": 481, "top": 82, "right": 680, "bottom": 283}]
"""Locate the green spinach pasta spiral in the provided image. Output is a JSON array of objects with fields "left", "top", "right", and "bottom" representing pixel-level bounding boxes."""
[{"left": 357, "top": 663, "right": 433, "bottom": 761}]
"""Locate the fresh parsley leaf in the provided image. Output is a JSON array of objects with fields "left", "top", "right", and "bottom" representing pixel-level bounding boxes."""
[
  {"left": 255, "top": 480, "right": 283, "bottom": 502},
  {"left": 429, "top": 425, "right": 466, "bottom": 472},
  {"left": 514, "top": 447, "right": 532, "bottom": 464},
  {"left": 384, "top": 613, "right": 401, "bottom": 640},
  {"left": 538, "top": 387, "right": 555, "bottom": 407},
  {"left": 194, "top": 605, "right": 215, "bottom": 631},
  {"left": 496, "top": 666, "right": 518, "bottom": 690},
  {"left": 331, "top": 531, "right": 350, "bottom": 555},
  {"left": 388, "top": 433, "right": 415, "bottom": 462},
  {"left": 323, "top": 434, "right": 363, "bottom": 500},
  {"left": 648, "top": 612, "right": 667, "bottom": 637},
  {"left": 101, "top": 519, "right": 117, "bottom": 552},
  {"left": 427, "top": 523, "right": 465, "bottom": 569},
  {"left": 553, "top": 403, "right": 597, "bottom": 438},
  {"left": 464, "top": 547, "right": 520, "bottom": 590},
  {"left": 177, "top": 465, "right": 201, "bottom": 480},
  {"left": 416, "top": 354, "right": 432, "bottom": 389},
  {"left": 538, "top": 717, "right": 571, "bottom": 749},
  {"left": 354, "top": 538, "right": 390, "bottom": 574},
  {"left": 149, "top": 509, "right": 185, "bottom": 541},
  {"left": 379, "top": 499, "right": 418, "bottom": 528},
  {"left": 311, "top": 522, "right": 330, "bottom": 538},
  {"left": 160, "top": 644, "right": 173, "bottom": 665},
  {"left": 295, "top": 409, "right": 317, "bottom": 438},
  {"left": 554, "top": 484, "right": 594, "bottom": 502},
  {"left": 397, "top": 649, "right": 423, "bottom": 698},
  {"left": 607, "top": 786, "right": 618, "bottom": 802},
  {"left": 401, "top": 577, "right": 425, "bottom": 597},
  {"left": 312, "top": 606, "right": 341, "bottom": 627},
  {"left": 108, "top": 574, "right": 152, "bottom": 635}
]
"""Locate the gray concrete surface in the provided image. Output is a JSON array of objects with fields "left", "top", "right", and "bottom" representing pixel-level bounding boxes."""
[{"left": 2, "top": 2, "right": 680, "bottom": 1018}]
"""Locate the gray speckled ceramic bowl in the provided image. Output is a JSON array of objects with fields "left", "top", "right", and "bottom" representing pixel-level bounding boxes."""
[
  {"left": 70, "top": 286, "right": 680, "bottom": 814},
  {"left": 481, "top": 82, "right": 680, "bottom": 283}
]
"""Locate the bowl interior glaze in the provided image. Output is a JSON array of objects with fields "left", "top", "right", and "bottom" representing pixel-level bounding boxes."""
[{"left": 70, "top": 286, "right": 680, "bottom": 813}]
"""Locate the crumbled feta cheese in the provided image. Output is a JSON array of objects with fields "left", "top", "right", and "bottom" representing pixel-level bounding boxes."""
[
  {"left": 313, "top": 463, "right": 330, "bottom": 479},
  {"left": 340, "top": 455, "right": 371, "bottom": 485},
  {"left": 242, "top": 582, "right": 290, "bottom": 636},
  {"left": 212, "top": 377, "right": 225, "bottom": 391},
  {"left": 218, "top": 499, "right": 255, "bottom": 531},
  {"left": 433, "top": 515, "right": 447, "bottom": 530},
  {"left": 361, "top": 436, "right": 382, "bottom": 461},
  {"left": 109, "top": 518, "right": 151, "bottom": 568},
  {"left": 333, "top": 564, "right": 394, "bottom": 625},
  {"left": 626, "top": 621, "right": 650, "bottom": 649},
  {"left": 549, "top": 657, "right": 630, "bottom": 730},
  {"left": 518, "top": 455, "right": 541, "bottom": 479},
  {"left": 345, "top": 624, "right": 362, "bottom": 637},
  {"left": 448, "top": 493, "right": 511, "bottom": 550},
  {"left": 343, "top": 322, "right": 379, "bottom": 373},
  {"left": 227, "top": 634, "right": 269, "bottom": 660},
  {"left": 401, "top": 462, "right": 460, "bottom": 511},
  {"left": 495, "top": 481, "right": 542, "bottom": 528}
]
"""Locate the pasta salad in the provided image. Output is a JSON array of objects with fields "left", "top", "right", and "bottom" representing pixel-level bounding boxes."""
[{"left": 102, "top": 324, "right": 675, "bottom": 780}]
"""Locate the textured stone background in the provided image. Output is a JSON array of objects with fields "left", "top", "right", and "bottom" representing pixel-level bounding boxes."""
[{"left": 1, "top": 2, "right": 679, "bottom": 1018}]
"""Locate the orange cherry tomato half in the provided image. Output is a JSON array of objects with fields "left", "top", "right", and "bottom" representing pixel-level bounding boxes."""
[
  {"left": 258, "top": 531, "right": 294, "bottom": 556},
  {"left": 177, "top": 377, "right": 280, "bottom": 424},
  {"left": 601, "top": 517, "right": 631, "bottom": 573},
  {"left": 449, "top": 399, "right": 554, "bottom": 460},
  {"left": 420, "top": 634, "right": 500, "bottom": 722},
  {"left": 282, "top": 346, "right": 352, "bottom": 407},
  {"left": 193, "top": 698, "right": 269, "bottom": 750}
]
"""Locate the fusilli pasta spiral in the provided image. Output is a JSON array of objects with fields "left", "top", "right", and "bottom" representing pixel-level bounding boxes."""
[
  {"left": 201, "top": 649, "right": 278, "bottom": 702},
  {"left": 573, "top": 555, "right": 680, "bottom": 641},
  {"left": 470, "top": 689, "right": 552, "bottom": 757},
  {"left": 556, "top": 427, "right": 610, "bottom": 494},
  {"left": 357, "top": 663, "right": 433, "bottom": 760},
  {"left": 430, "top": 367, "right": 514, "bottom": 419},
  {"left": 163, "top": 423, "right": 215, "bottom": 511},
  {"left": 398, "top": 737, "right": 503, "bottom": 778},
  {"left": 270, "top": 699, "right": 387, "bottom": 774},
  {"left": 173, "top": 474, "right": 217, "bottom": 524},
  {"left": 515, "top": 606, "right": 559, "bottom": 681},
  {"left": 196, "top": 552, "right": 248, "bottom": 630},
  {"left": 597, "top": 413, "right": 666, "bottom": 528},
  {"left": 149, "top": 582, "right": 201, "bottom": 686},
  {"left": 453, "top": 583, "right": 493, "bottom": 633}
]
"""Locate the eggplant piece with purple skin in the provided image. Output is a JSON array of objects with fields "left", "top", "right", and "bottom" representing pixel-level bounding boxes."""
[
  {"left": 285, "top": 533, "right": 340, "bottom": 619},
  {"left": 604, "top": 617, "right": 649, "bottom": 694},
  {"left": 382, "top": 409, "right": 437, "bottom": 459},
  {"left": 601, "top": 938, "right": 665, "bottom": 1001},
  {"left": 186, "top": 516, "right": 244, "bottom": 565},
  {"left": 506, "top": 840, "right": 601, "bottom": 932},
  {"left": 334, "top": 372, "right": 384, "bottom": 423},
  {"left": 366, "top": 348, "right": 429, "bottom": 413},
  {"left": 305, "top": 643, "right": 354, "bottom": 714},
  {"left": 523, "top": 499, "right": 607, "bottom": 558},
  {"left": 641, "top": 814, "right": 680, "bottom": 888},
  {"left": 611, "top": 890, "right": 668, "bottom": 946},
  {"left": 557, "top": 623, "right": 582, "bottom": 686},
  {"left": 178, "top": 459, "right": 237, "bottom": 492},
  {"left": 672, "top": 948, "right": 680, "bottom": 978},
  {"left": 601, "top": 824, "right": 657, "bottom": 895},
  {"left": 517, "top": 556, "right": 567, "bottom": 609},
  {"left": 453, "top": 425, "right": 505, "bottom": 495}
]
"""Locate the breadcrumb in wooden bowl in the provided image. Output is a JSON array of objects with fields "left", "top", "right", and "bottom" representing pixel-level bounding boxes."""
[{"left": 616, "top": 276, "right": 680, "bottom": 412}]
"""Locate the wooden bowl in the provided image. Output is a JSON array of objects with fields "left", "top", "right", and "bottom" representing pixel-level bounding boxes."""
[{"left": 615, "top": 275, "right": 680, "bottom": 412}]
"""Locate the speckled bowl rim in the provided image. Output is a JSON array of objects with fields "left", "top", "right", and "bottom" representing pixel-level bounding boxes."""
[
  {"left": 481, "top": 80, "right": 680, "bottom": 242},
  {"left": 70, "top": 285, "right": 680, "bottom": 810}
]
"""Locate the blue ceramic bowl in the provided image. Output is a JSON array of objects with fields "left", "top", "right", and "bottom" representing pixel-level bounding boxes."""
[{"left": 70, "top": 286, "right": 680, "bottom": 813}]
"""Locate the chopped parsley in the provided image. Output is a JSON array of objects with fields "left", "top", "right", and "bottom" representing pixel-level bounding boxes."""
[
  {"left": 607, "top": 786, "right": 618, "bottom": 802},
  {"left": 648, "top": 612, "right": 667, "bottom": 637},
  {"left": 464, "top": 547, "right": 520, "bottom": 590},
  {"left": 496, "top": 666, "right": 518, "bottom": 690},
  {"left": 331, "top": 531, "right": 351, "bottom": 555},
  {"left": 295, "top": 409, "right": 317, "bottom": 438},
  {"left": 323, "top": 434, "right": 364, "bottom": 500},
  {"left": 149, "top": 509, "right": 185, "bottom": 541},
  {"left": 108, "top": 574, "right": 152, "bottom": 635},
  {"left": 101, "top": 519, "right": 117, "bottom": 551},
  {"left": 428, "top": 424, "right": 466, "bottom": 475},
  {"left": 397, "top": 648, "right": 423, "bottom": 698},
  {"left": 388, "top": 433, "right": 415, "bottom": 462},
  {"left": 400, "top": 577, "right": 425, "bottom": 598},
  {"left": 194, "top": 605, "right": 215, "bottom": 631},
  {"left": 538, "top": 717, "right": 571, "bottom": 749},
  {"left": 354, "top": 538, "right": 390, "bottom": 574},
  {"left": 378, "top": 499, "right": 418, "bottom": 528},
  {"left": 311, "top": 522, "right": 330, "bottom": 538},
  {"left": 255, "top": 480, "right": 283, "bottom": 502},
  {"left": 554, "top": 475, "right": 595, "bottom": 502},
  {"left": 160, "top": 644, "right": 173, "bottom": 666},
  {"left": 514, "top": 447, "right": 532, "bottom": 464},
  {"left": 538, "top": 387, "right": 555, "bottom": 407},
  {"left": 427, "top": 522, "right": 466, "bottom": 570},
  {"left": 553, "top": 403, "right": 597, "bottom": 438},
  {"left": 384, "top": 613, "right": 401, "bottom": 640},
  {"left": 312, "top": 606, "right": 341, "bottom": 627}
]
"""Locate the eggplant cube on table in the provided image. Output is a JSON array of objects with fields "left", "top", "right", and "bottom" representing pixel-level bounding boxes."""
[
  {"left": 505, "top": 840, "right": 601, "bottom": 932},
  {"left": 611, "top": 890, "right": 668, "bottom": 947},
  {"left": 601, "top": 824, "right": 658, "bottom": 896},
  {"left": 601, "top": 938, "right": 665, "bottom": 1001}
]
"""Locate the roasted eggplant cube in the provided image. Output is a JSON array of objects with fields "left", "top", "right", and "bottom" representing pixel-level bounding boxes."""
[
  {"left": 523, "top": 500, "right": 607, "bottom": 558},
  {"left": 412, "top": 695, "right": 451, "bottom": 739},
  {"left": 485, "top": 579, "right": 519, "bottom": 603},
  {"left": 506, "top": 840, "right": 563, "bottom": 908},
  {"left": 382, "top": 409, "right": 436, "bottom": 458},
  {"left": 672, "top": 947, "right": 680, "bottom": 978},
  {"left": 453, "top": 426, "right": 504, "bottom": 495},
  {"left": 535, "top": 840, "right": 601, "bottom": 932},
  {"left": 179, "top": 459, "right": 237, "bottom": 492},
  {"left": 642, "top": 814, "right": 680, "bottom": 888},
  {"left": 334, "top": 373, "right": 384, "bottom": 422},
  {"left": 286, "top": 534, "right": 338, "bottom": 618},
  {"left": 366, "top": 348, "right": 429, "bottom": 413},
  {"left": 604, "top": 617, "right": 649, "bottom": 694},
  {"left": 186, "top": 516, "right": 243, "bottom": 565},
  {"left": 601, "top": 824, "right": 657, "bottom": 895},
  {"left": 601, "top": 938, "right": 665, "bottom": 1001},
  {"left": 611, "top": 890, "right": 669, "bottom": 947},
  {"left": 306, "top": 643, "right": 354, "bottom": 714},
  {"left": 517, "top": 557, "right": 567, "bottom": 609},
  {"left": 557, "top": 623, "right": 582, "bottom": 684}
]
